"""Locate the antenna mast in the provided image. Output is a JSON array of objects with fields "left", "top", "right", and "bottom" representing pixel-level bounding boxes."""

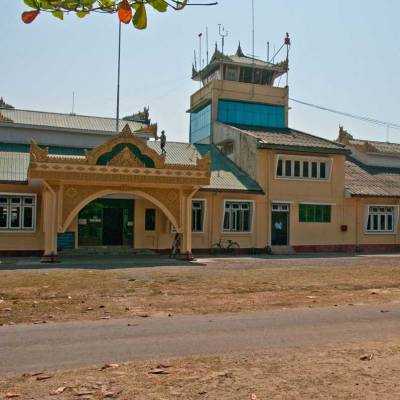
[
  {"left": 285, "top": 32, "right": 291, "bottom": 87},
  {"left": 71, "top": 91, "right": 75, "bottom": 115},
  {"left": 218, "top": 24, "right": 228, "bottom": 54},
  {"left": 206, "top": 26, "right": 209, "bottom": 65}
]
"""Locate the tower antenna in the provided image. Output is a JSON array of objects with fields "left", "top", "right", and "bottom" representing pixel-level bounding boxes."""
[
  {"left": 206, "top": 26, "right": 209, "bottom": 65},
  {"left": 285, "top": 32, "right": 291, "bottom": 87},
  {"left": 71, "top": 91, "right": 75, "bottom": 115},
  {"left": 198, "top": 32, "right": 203, "bottom": 88},
  {"left": 218, "top": 24, "right": 228, "bottom": 54}
]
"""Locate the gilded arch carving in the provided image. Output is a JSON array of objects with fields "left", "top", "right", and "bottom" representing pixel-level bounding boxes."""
[
  {"left": 61, "top": 186, "right": 182, "bottom": 233},
  {"left": 85, "top": 124, "right": 165, "bottom": 168}
]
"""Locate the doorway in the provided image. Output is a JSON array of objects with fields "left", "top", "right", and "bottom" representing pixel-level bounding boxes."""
[
  {"left": 271, "top": 203, "right": 290, "bottom": 246},
  {"left": 102, "top": 208, "right": 124, "bottom": 245}
]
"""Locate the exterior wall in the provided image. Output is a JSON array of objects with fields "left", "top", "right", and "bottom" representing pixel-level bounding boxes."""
[
  {"left": 213, "top": 123, "right": 259, "bottom": 180},
  {"left": 259, "top": 149, "right": 350, "bottom": 248},
  {"left": 2, "top": 149, "right": 400, "bottom": 256},
  {"left": 0, "top": 183, "right": 44, "bottom": 253},
  {"left": 133, "top": 191, "right": 265, "bottom": 251},
  {"left": 2, "top": 180, "right": 400, "bottom": 255}
]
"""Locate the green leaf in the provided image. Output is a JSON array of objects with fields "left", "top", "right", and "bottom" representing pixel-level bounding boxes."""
[
  {"left": 149, "top": 0, "right": 167, "bottom": 12},
  {"left": 52, "top": 10, "right": 64, "bottom": 19},
  {"left": 76, "top": 10, "right": 89, "bottom": 17},
  {"left": 24, "top": 0, "right": 42, "bottom": 8},
  {"left": 175, "top": 0, "right": 187, "bottom": 10},
  {"left": 132, "top": 3, "right": 147, "bottom": 29}
]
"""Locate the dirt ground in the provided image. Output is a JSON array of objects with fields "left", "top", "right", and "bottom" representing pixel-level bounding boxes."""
[
  {"left": 1, "top": 255, "right": 400, "bottom": 325},
  {"left": 1, "top": 338, "right": 400, "bottom": 399}
]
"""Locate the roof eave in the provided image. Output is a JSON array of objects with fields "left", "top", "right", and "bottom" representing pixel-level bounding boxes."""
[
  {"left": 0, "top": 180, "right": 28, "bottom": 185},
  {"left": 257, "top": 143, "right": 350, "bottom": 155},
  {"left": 199, "top": 187, "right": 265, "bottom": 194},
  {"left": 349, "top": 193, "right": 400, "bottom": 199}
]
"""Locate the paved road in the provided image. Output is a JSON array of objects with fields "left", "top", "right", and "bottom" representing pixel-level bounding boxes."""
[{"left": 1, "top": 303, "right": 399, "bottom": 376}]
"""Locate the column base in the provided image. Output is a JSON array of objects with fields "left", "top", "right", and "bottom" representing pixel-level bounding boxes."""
[
  {"left": 178, "top": 251, "right": 195, "bottom": 261},
  {"left": 40, "top": 252, "right": 60, "bottom": 263}
]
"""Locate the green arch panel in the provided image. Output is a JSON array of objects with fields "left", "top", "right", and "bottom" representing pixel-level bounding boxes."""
[{"left": 96, "top": 143, "right": 155, "bottom": 168}]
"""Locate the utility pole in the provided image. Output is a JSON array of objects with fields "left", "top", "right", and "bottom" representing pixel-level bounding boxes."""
[
  {"left": 116, "top": 21, "right": 122, "bottom": 133},
  {"left": 251, "top": 0, "right": 255, "bottom": 85}
]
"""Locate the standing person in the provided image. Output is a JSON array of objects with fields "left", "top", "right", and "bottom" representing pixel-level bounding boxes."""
[
  {"left": 160, "top": 130, "right": 167, "bottom": 155},
  {"left": 170, "top": 232, "right": 181, "bottom": 259}
]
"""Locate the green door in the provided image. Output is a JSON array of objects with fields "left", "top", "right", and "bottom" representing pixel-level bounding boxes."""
[
  {"left": 271, "top": 211, "right": 289, "bottom": 246},
  {"left": 102, "top": 208, "right": 124, "bottom": 245}
]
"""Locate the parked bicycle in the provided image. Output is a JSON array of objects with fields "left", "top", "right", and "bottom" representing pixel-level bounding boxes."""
[{"left": 211, "top": 238, "right": 240, "bottom": 254}]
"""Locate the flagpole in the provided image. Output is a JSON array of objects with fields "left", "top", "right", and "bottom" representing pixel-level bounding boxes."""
[{"left": 116, "top": 20, "right": 122, "bottom": 133}]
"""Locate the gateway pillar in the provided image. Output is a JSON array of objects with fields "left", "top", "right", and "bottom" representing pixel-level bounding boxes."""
[
  {"left": 41, "top": 187, "right": 59, "bottom": 263},
  {"left": 181, "top": 194, "right": 193, "bottom": 259}
]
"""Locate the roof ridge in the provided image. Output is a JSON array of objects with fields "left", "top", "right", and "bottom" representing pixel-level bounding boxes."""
[
  {"left": 289, "top": 127, "right": 346, "bottom": 149},
  {"left": 0, "top": 107, "right": 142, "bottom": 123},
  {"left": 350, "top": 137, "right": 400, "bottom": 146}
]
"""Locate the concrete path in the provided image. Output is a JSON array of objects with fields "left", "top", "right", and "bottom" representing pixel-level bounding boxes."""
[{"left": 1, "top": 303, "right": 399, "bottom": 376}]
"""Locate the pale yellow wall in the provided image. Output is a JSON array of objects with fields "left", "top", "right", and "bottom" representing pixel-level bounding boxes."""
[
  {"left": 213, "top": 123, "right": 259, "bottom": 181},
  {"left": 3, "top": 157, "right": 400, "bottom": 253},
  {"left": 132, "top": 191, "right": 264, "bottom": 250},
  {"left": 349, "top": 197, "right": 400, "bottom": 246},
  {"left": 0, "top": 184, "right": 44, "bottom": 251},
  {"left": 259, "top": 150, "right": 350, "bottom": 246}
]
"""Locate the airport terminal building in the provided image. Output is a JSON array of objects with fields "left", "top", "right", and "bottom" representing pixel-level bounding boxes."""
[{"left": 1, "top": 44, "right": 400, "bottom": 259}]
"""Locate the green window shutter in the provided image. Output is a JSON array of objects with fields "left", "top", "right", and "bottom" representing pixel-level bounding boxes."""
[{"left": 299, "top": 204, "right": 331, "bottom": 223}]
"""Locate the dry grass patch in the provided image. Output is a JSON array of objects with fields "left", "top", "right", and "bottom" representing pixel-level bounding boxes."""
[
  {"left": 1, "top": 339, "right": 400, "bottom": 399},
  {"left": 1, "top": 257, "right": 400, "bottom": 324}
]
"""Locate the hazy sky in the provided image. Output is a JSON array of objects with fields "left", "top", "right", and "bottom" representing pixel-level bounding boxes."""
[{"left": 1, "top": 0, "right": 399, "bottom": 143}]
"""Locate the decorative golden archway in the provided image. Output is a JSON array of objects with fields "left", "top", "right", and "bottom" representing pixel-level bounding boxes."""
[{"left": 28, "top": 124, "right": 211, "bottom": 259}]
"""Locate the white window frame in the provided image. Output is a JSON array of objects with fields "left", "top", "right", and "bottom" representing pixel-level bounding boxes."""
[
  {"left": 0, "top": 193, "right": 37, "bottom": 233},
  {"left": 365, "top": 205, "right": 398, "bottom": 234},
  {"left": 222, "top": 199, "right": 254, "bottom": 234},
  {"left": 274, "top": 155, "right": 332, "bottom": 181},
  {"left": 192, "top": 199, "right": 206, "bottom": 234}
]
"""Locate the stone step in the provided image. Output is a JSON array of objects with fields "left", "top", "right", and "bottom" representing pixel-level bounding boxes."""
[{"left": 269, "top": 245, "right": 295, "bottom": 255}]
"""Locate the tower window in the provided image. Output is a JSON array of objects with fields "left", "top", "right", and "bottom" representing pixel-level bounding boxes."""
[
  {"left": 190, "top": 103, "right": 212, "bottom": 143},
  {"left": 218, "top": 100, "right": 285, "bottom": 129}
]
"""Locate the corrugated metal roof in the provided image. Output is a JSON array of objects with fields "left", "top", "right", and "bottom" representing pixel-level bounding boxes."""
[
  {"left": 0, "top": 108, "right": 145, "bottom": 135},
  {"left": 196, "top": 144, "right": 263, "bottom": 192},
  {"left": 145, "top": 141, "right": 263, "bottom": 192},
  {"left": 147, "top": 141, "right": 199, "bottom": 166},
  {"left": 0, "top": 141, "right": 262, "bottom": 193},
  {"left": 345, "top": 157, "right": 400, "bottom": 197},
  {"left": 230, "top": 125, "right": 348, "bottom": 154},
  {"left": 349, "top": 139, "right": 400, "bottom": 155},
  {"left": 0, "top": 152, "right": 29, "bottom": 182}
]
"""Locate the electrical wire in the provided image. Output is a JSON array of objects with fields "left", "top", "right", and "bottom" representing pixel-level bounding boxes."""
[{"left": 289, "top": 98, "right": 400, "bottom": 131}]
